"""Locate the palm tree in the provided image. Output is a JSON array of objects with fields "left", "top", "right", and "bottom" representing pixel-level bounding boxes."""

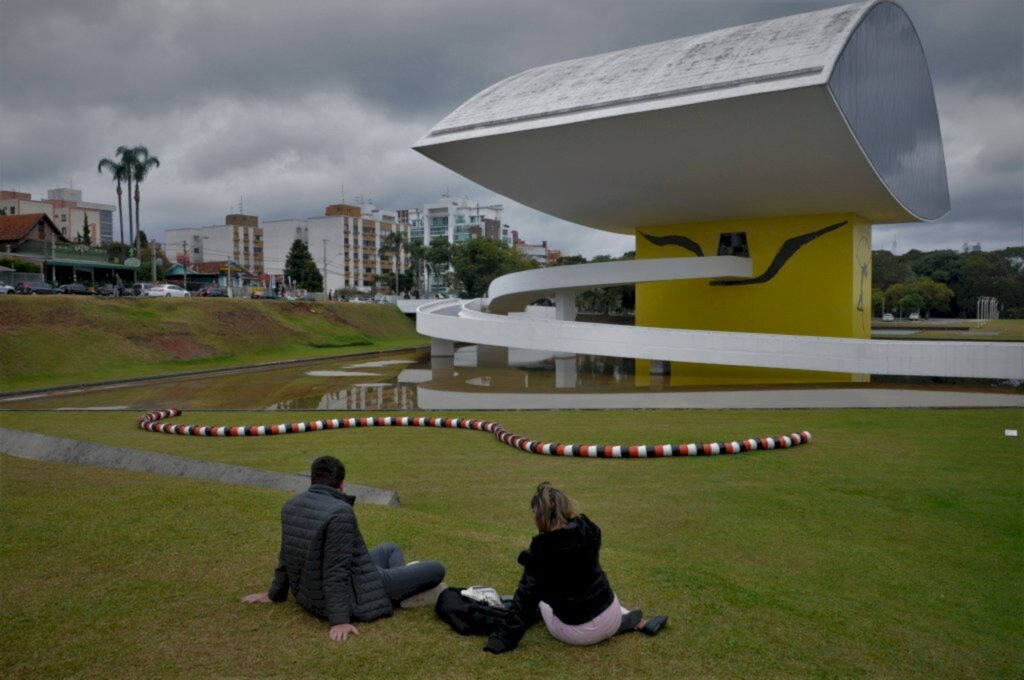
[
  {"left": 378, "top": 230, "right": 405, "bottom": 294},
  {"left": 115, "top": 146, "right": 137, "bottom": 248},
  {"left": 128, "top": 146, "right": 160, "bottom": 250},
  {"left": 97, "top": 157, "right": 127, "bottom": 246},
  {"left": 406, "top": 241, "right": 427, "bottom": 296}
]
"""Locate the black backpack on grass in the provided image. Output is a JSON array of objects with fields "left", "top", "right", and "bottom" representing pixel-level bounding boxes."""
[{"left": 434, "top": 587, "right": 508, "bottom": 636}]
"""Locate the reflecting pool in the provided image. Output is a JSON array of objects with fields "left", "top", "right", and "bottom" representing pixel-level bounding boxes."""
[{"left": 2, "top": 346, "right": 1020, "bottom": 411}]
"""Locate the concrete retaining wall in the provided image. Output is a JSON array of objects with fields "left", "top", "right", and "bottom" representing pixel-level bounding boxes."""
[{"left": 0, "top": 427, "right": 400, "bottom": 507}]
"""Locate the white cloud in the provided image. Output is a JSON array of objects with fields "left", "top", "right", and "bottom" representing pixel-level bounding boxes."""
[{"left": 2, "top": 0, "right": 1020, "bottom": 259}]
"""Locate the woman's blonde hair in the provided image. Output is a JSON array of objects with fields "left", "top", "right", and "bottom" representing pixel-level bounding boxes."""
[{"left": 531, "top": 482, "right": 576, "bottom": 532}]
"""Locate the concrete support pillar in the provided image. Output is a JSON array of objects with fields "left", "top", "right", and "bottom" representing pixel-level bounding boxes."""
[
  {"left": 430, "top": 355, "right": 455, "bottom": 379},
  {"left": 555, "top": 355, "right": 577, "bottom": 389},
  {"left": 476, "top": 344, "right": 509, "bottom": 368},
  {"left": 555, "top": 290, "right": 577, "bottom": 322},
  {"left": 650, "top": 360, "right": 671, "bottom": 376},
  {"left": 431, "top": 338, "right": 454, "bottom": 357}
]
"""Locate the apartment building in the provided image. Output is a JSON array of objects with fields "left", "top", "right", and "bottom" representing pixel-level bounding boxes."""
[
  {"left": 514, "top": 238, "right": 562, "bottom": 267},
  {"left": 261, "top": 202, "right": 409, "bottom": 293},
  {"left": 0, "top": 188, "right": 114, "bottom": 246},
  {"left": 400, "top": 194, "right": 512, "bottom": 247},
  {"left": 165, "top": 214, "right": 264, "bottom": 275}
]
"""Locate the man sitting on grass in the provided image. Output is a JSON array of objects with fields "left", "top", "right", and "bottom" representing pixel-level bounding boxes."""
[{"left": 243, "top": 455, "right": 445, "bottom": 641}]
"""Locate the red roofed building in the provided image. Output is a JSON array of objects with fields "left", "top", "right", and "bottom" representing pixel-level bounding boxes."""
[
  {"left": 0, "top": 213, "right": 136, "bottom": 286},
  {"left": 0, "top": 213, "right": 67, "bottom": 249}
]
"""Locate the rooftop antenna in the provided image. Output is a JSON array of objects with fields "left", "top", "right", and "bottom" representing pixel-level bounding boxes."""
[
  {"left": 239, "top": 195, "right": 243, "bottom": 214},
  {"left": 341, "top": 184, "right": 345, "bottom": 204}
]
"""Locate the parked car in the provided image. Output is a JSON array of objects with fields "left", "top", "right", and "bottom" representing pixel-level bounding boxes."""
[
  {"left": 197, "top": 286, "right": 227, "bottom": 297},
  {"left": 15, "top": 281, "right": 57, "bottom": 295},
  {"left": 145, "top": 284, "right": 191, "bottom": 298},
  {"left": 95, "top": 284, "right": 118, "bottom": 296},
  {"left": 882, "top": 313, "right": 895, "bottom": 322},
  {"left": 129, "top": 282, "right": 154, "bottom": 296},
  {"left": 908, "top": 312, "right": 920, "bottom": 321},
  {"left": 252, "top": 290, "right": 280, "bottom": 300},
  {"left": 0, "top": 283, "right": 15, "bottom": 295},
  {"left": 58, "top": 282, "right": 95, "bottom": 295}
]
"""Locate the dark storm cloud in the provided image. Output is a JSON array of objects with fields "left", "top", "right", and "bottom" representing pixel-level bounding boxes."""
[{"left": 1, "top": 0, "right": 1020, "bottom": 256}]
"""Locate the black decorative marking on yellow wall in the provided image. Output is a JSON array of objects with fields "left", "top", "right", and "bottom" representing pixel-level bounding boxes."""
[
  {"left": 710, "top": 220, "right": 848, "bottom": 286},
  {"left": 639, "top": 232, "right": 704, "bottom": 257}
]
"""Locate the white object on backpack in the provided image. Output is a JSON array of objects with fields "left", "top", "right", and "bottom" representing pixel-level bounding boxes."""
[{"left": 460, "top": 585, "right": 503, "bottom": 608}]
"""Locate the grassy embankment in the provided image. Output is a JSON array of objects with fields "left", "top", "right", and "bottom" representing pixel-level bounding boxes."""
[
  {"left": 2, "top": 408, "right": 1022, "bottom": 678},
  {"left": 0, "top": 296, "right": 426, "bottom": 392}
]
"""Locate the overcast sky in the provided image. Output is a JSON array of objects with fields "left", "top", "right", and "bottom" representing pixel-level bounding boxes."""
[{"left": 1, "top": 0, "right": 1020, "bottom": 257}]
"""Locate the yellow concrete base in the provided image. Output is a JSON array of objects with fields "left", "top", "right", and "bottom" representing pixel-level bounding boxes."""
[{"left": 635, "top": 213, "right": 872, "bottom": 386}]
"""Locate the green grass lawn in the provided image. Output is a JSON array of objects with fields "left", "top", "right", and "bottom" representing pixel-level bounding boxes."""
[
  {"left": 2, "top": 408, "right": 1022, "bottom": 678},
  {"left": 0, "top": 297, "right": 426, "bottom": 392}
]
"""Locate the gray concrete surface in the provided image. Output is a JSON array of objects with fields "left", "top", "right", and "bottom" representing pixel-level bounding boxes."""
[{"left": 0, "top": 427, "right": 400, "bottom": 507}]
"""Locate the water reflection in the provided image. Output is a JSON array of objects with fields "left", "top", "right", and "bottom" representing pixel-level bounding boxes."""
[
  {"left": 271, "top": 382, "right": 418, "bottom": 411},
  {"left": 2, "top": 347, "right": 1019, "bottom": 411}
]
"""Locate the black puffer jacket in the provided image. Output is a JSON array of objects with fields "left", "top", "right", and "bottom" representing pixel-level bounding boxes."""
[
  {"left": 485, "top": 515, "right": 614, "bottom": 652},
  {"left": 267, "top": 485, "right": 393, "bottom": 625}
]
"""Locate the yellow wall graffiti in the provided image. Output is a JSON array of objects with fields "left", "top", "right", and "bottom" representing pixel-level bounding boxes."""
[{"left": 635, "top": 214, "right": 872, "bottom": 385}]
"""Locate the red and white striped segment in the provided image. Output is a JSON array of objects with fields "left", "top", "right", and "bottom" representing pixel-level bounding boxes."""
[{"left": 137, "top": 409, "right": 811, "bottom": 459}]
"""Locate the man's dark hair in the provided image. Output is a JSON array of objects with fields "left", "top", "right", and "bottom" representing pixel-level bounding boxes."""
[{"left": 310, "top": 456, "right": 346, "bottom": 487}]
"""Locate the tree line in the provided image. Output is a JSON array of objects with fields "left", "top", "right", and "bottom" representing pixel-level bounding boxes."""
[{"left": 872, "top": 247, "right": 1023, "bottom": 318}]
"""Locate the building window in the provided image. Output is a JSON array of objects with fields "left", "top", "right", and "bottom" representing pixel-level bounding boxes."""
[{"left": 431, "top": 216, "right": 448, "bottom": 227}]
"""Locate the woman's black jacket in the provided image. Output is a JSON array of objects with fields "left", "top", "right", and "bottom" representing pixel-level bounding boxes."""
[{"left": 484, "top": 514, "right": 614, "bottom": 653}]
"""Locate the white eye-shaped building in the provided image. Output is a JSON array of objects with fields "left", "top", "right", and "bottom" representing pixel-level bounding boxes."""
[{"left": 414, "top": 1, "right": 1019, "bottom": 384}]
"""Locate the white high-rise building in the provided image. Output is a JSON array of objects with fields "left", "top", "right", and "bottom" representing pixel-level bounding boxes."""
[
  {"left": 262, "top": 202, "right": 409, "bottom": 293},
  {"left": 166, "top": 214, "right": 263, "bottom": 275},
  {"left": 401, "top": 194, "right": 512, "bottom": 247}
]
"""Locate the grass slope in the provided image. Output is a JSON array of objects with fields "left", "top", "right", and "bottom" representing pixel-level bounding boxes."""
[
  {"left": 0, "top": 297, "right": 425, "bottom": 391},
  {"left": 2, "top": 408, "right": 1022, "bottom": 678}
]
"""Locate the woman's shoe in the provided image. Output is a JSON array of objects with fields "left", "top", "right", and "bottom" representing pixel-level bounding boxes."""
[
  {"left": 616, "top": 609, "right": 644, "bottom": 635},
  {"left": 640, "top": 615, "right": 668, "bottom": 636}
]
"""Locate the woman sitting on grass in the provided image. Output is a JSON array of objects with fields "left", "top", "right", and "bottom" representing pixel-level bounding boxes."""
[{"left": 484, "top": 482, "right": 667, "bottom": 653}]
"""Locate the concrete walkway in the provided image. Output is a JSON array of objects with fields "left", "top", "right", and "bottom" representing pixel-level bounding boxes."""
[{"left": 0, "top": 427, "right": 400, "bottom": 507}]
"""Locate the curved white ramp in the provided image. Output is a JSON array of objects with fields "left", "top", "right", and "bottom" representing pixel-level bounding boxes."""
[
  {"left": 488, "top": 256, "right": 751, "bottom": 313},
  {"left": 416, "top": 260, "right": 1022, "bottom": 381}
]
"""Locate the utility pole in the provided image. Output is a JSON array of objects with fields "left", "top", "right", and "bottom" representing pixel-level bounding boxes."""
[
  {"left": 151, "top": 240, "right": 157, "bottom": 282},
  {"left": 323, "top": 239, "right": 328, "bottom": 302},
  {"left": 182, "top": 240, "right": 188, "bottom": 291}
]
